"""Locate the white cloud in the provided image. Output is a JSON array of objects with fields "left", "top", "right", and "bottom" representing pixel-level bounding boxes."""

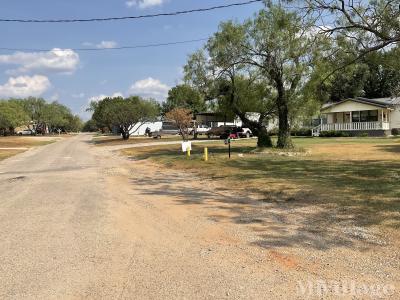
[
  {"left": 0, "top": 48, "right": 79, "bottom": 75},
  {"left": 96, "top": 41, "right": 118, "bottom": 49},
  {"left": 0, "top": 75, "right": 51, "bottom": 98},
  {"left": 87, "top": 77, "right": 170, "bottom": 104},
  {"left": 83, "top": 41, "right": 118, "bottom": 49},
  {"left": 88, "top": 92, "right": 124, "bottom": 103},
  {"left": 126, "top": 0, "right": 165, "bottom": 9},
  {"left": 129, "top": 77, "right": 169, "bottom": 101}
]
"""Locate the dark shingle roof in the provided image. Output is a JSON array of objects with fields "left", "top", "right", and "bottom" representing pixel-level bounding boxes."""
[
  {"left": 322, "top": 97, "right": 400, "bottom": 111},
  {"left": 355, "top": 97, "right": 400, "bottom": 106}
]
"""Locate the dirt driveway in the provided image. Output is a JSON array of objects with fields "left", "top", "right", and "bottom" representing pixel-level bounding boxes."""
[{"left": 0, "top": 134, "right": 398, "bottom": 299}]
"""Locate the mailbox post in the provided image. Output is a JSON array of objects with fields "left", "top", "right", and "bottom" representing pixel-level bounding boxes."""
[{"left": 224, "top": 137, "right": 231, "bottom": 159}]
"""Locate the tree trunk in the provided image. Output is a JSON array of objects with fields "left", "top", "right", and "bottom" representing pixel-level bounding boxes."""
[
  {"left": 122, "top": 132, "right": 130, "bottom": 140},
  {"left": 193, "top": 127, "right": 198, "bottom": 140},
  {"left": 276, "top": 94, "right": 293, "bottom": 149},
  {"left": 257, "top": 126, "right": 272, "bottom": 148},
  {"left": 234, "top": 111, "right": 272, "bottom": 148},
  {"left": 121, "top": 126, "right": 130, "bottom": 140}
]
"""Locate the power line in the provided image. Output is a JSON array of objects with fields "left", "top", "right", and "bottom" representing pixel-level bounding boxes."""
[
  {"left": 0, "top": 38, "right": 209, "bottom": 53},
  {"left": 0, "top": 0, "right": 263, "bottom": 23}
]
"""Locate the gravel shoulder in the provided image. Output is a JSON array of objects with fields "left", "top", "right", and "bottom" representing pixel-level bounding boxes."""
[
  {"left": 106, "top": 155, "right": 400, "bottom": 299},
  {"left": 0, "top": 134, "right": 398, "bottom": 299}
]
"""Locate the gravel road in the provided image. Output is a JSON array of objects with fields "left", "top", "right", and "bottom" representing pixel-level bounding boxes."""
[{"left": 0, "top": 134, "right": 398, "bottom": 299}]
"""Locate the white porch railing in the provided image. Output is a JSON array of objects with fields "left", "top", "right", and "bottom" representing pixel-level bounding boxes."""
[{"left": 321, "top": 122, "right": 390, "bottom": 131}]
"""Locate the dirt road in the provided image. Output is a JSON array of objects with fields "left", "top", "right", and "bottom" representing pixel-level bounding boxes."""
[{"left": 0, "top": 134, "right": 398, "bottom": 299}]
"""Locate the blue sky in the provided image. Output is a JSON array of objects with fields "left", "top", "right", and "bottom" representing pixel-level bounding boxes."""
[{"left": 0, "top": 0, "right": 263, "bottom": 119}]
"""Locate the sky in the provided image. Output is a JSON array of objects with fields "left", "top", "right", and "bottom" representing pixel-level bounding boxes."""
[{"left": 0, "top": 0, "right": 264, "bottom": 120}]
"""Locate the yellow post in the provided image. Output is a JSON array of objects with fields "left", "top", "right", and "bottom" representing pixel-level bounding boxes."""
[
  {"left": 204, "top": 147, "right": 208, "bottom": 161},
  {"left": 187, "top": 149, "right": 191, "bottom": 158}
]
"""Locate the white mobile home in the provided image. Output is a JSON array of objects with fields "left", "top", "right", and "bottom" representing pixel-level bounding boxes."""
[{"left": 129, "top": 121, "right": 163, "bottom": 136}]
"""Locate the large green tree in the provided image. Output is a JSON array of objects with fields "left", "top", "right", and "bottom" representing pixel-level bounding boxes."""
[
  {"left": 4, "top": 97, "right": 81, "bottom": 133},
  {"left": 162, "top": 84, "right": 206, "bottom": 115},
  {"left": 184, "top": 22, "right": 275, "bottom": 147},
  {"left": 297, "top": 0, "right": 400, "bottom": 85},
  {"left": 309, "top": 44, "right": 400, "bottom": 104},
  {"left": 0, "top": 101, "right": 29, "bottom": 135},
  {"left": 92, "top": 96, "right": 160, "bottom": 140},
  {"left": 243, "top": 5, "right": 320, "bottom": 148}
]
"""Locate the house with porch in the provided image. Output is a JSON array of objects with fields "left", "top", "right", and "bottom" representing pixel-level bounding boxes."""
[{"left": 313, "top": 97, "right": 400, "bottom": 136}]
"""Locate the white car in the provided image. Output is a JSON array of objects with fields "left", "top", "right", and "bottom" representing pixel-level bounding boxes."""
[
  {"left": 238, "top": 128, "right": 253, "bottom": 138},
  {"left": 17, "top": 129, "right": 35, "bottom": 136}
]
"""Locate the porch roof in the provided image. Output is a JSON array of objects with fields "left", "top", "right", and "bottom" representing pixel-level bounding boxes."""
[{"left": 322, "top": 97, "right": 400, "bottom": 113}]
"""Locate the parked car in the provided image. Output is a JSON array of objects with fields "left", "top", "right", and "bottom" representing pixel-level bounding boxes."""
[
  {"left": 16, "top": 129, "right": 35, "bottom": 136},
  {"left": 220, "top": 127, "right": 243, "bottom": 139},
  {"left": 237, "top": 127, "right": 253, "bottom": 138},
  {"left": 151, "top": 121, "right": 180, "bottom": 138},
  {"left": 206, "top": 125, "right": 237, "bottom": 139}
]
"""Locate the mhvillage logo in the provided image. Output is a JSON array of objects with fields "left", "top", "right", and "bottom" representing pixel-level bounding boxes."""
[{"left": 297, "top": 279, "right": 396, "bottom": 297}]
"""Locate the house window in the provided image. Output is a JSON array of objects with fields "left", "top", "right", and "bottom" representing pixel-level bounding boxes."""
[
  {"left": 352, "top": 110, "right": 378, "bottom": 122},
  {"left": 352, "top": 111, "right": 360, "bottom": 122},
  {"left": 360, "top": 110, "right": 378, "bottom": 122}
]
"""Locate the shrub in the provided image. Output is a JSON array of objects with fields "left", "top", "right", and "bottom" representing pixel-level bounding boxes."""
[
  {"left": 291, "top": 128, "right": 312, "bottom": 136},
  {"left": 320, "top": 130, "right": 350, "bottom": 137},
  {"left": 360, "top": 132, "right": 369, "bottom": 137},
  {"left": 392, "top": 128, "right": 400, "bottom": 136}
]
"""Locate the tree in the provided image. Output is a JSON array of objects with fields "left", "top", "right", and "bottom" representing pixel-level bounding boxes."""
[
  {"left": 307, "top": 44, "right": 400, "bottom": 104},
  {"left": 91, "top": 99, "right": 114, "bottom": 133},
  {"left": 305, "top": 0, "right": 400, "bottom": 55},
  {"left": 82, "top": 119, "right": 98, "bottom": 132},
  {"left": 162, "top": 85, "right": 206, "bottom": 115},
  {"left": 321, "top": 63, "right": 368, "bottom": 102},
  {"left": 43, "top": 102, "right": 72, "bottom": 132},
  {"left": 66, "top": 115, "right": 83, "bottom": 132},
  {"left": 362, "top": 48, "right": 400, "bottom": 98},
  {"left": 207, "top": 20, "right": 276, "bottom": 147},
  {"left": 184, "top": 23, "right": 275, "bottom": 148},
  {"left": 0, "top": 101, "right": 29, "bottom": 135},
  {"left": 165, "top": 108, "right": 193, "bottom": 141},
  {"left": 92, "top": 96, "right": 160, "bottom": 140},
  {"left": 1, "top": 98, "right": 83, "bottom": 135},
  {"left": 243, "top": 4, "right": 319, "bottom": 148}
]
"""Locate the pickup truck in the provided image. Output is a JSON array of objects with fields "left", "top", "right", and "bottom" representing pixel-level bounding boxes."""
[
  {"left": 189, "top": 125, "right": 211, "bottom": 136},
  {"left": 206, "top": 126, "right": 253, "bottom": 139},
  {"left": 206, "top": 126, "right": 237, "bottom": 139},
  {"left": 237, "top": 128, "right": 253, "bottom": 138}
]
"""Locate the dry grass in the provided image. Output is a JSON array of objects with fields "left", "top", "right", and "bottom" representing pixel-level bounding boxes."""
[
  {"left": 0, "top": 149, "right": 24, "bottom": 161},
  {"left": 0, "top": 136, "right": 56, "bottom": 161},
  {"left": 121, "top": 137, "right": 400, "bottom": 229},
  {"left": 0, "top": 136, "right": 56, "bottom": 148},
  {"left": 93, "top": 135, "right": 179, "bottom": 146},
  {"left": 93, "top": 134, "right": 212, "bottom": 146}
]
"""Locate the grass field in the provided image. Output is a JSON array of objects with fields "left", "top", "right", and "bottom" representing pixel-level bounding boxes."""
[
  {"left": 93, "top": 134, "right": 211, "bottom": 146},
  {"left": 0, "top": 136, "right": 56, "bottom": 161},
  {"left": 122, "top": 137, "right": 400, "bottom": 229}
]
